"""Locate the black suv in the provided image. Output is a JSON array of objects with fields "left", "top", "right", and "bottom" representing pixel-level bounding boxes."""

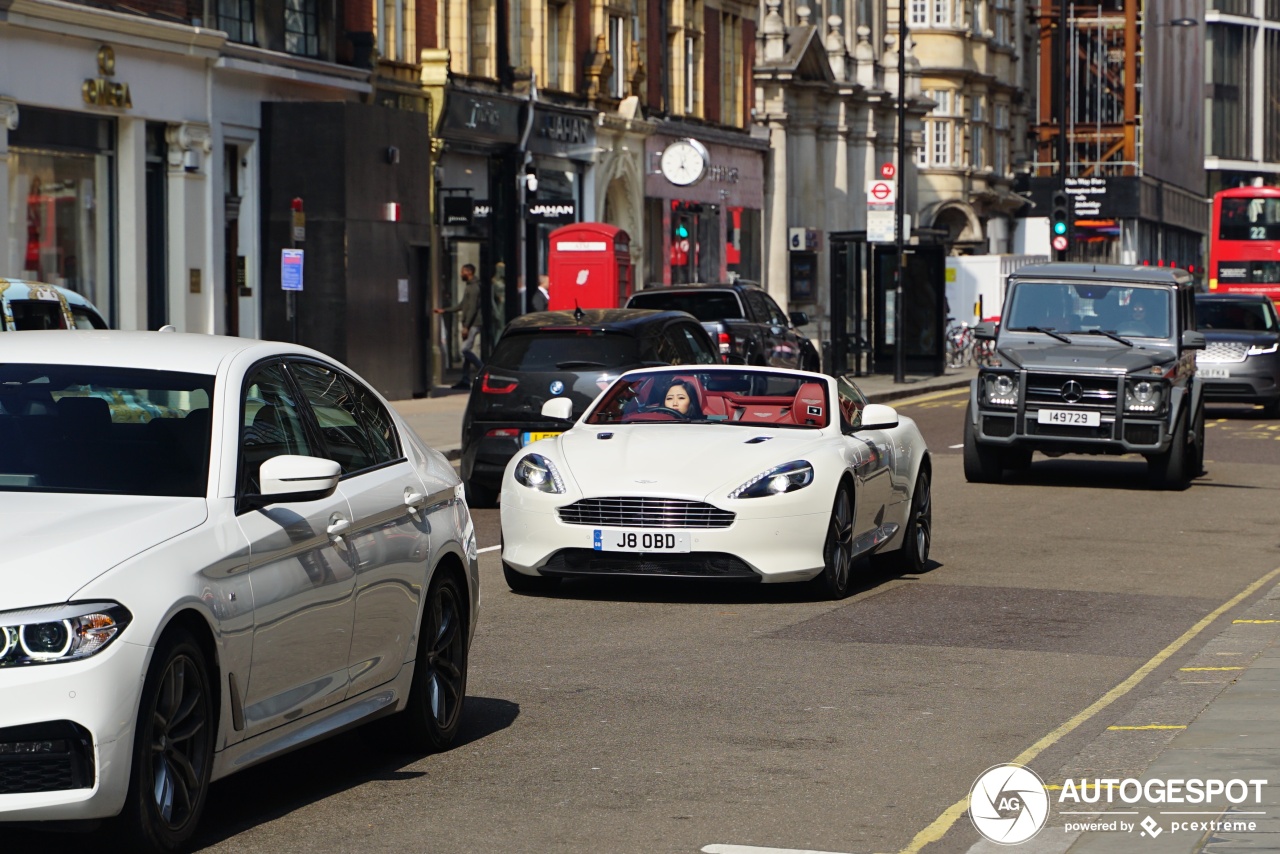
[
  {"left": 624, "top": 282, "right": 820, "bottom": 371},
  {"left": 964, "top": 263, "right": 1206, "bottom": 489},
  {"left": 460, "top": 308, "right": 719, "bottom": 506}
]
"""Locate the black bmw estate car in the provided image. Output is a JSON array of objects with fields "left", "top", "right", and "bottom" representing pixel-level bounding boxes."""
[{"left": 460, "top": 308, "right": 719, "bottom": 506}]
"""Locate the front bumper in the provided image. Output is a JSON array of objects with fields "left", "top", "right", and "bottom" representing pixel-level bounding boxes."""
[
  {"left": 973, "top": 407, "right": 1172, "bottom": 455},
  {"left": 501, "top": 496, "right": 830, "bottom": 583},
  {"left": 0, "top": 639, "right": 149, "bottom": 821},
  {"left": 1197, "top": 359, "right": 1280, "bottom": 405}
]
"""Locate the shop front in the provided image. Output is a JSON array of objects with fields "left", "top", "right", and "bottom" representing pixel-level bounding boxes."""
[
  {"left": 644, "top": 126, "right": 767, "bottom": 288},
  {"left": 525, "top": 101, "right": 596, "bottom": 311}
]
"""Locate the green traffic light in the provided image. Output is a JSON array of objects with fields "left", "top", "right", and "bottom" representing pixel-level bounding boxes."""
[
  {"left": 676, "top": 224, "right": 689, "bottom": 238},
  {"left": 1053, "top": 221, "right": 1068, "bottom": 235}
]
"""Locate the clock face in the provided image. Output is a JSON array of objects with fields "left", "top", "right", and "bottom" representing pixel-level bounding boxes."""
[{"left": 660, "top": 139, "right": 709, "bottom": 187}]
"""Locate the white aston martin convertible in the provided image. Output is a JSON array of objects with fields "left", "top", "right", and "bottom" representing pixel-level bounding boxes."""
[{"left": 499, "top": 365, "right": 931, "bottom": 598}]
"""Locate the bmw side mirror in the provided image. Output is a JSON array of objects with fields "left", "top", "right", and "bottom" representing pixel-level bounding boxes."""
[
  {"left": 859, "top": 404, "right": 899, "bottom": 430},
  {"left": 789, "top": 311, "right": 810, "bottom": 327},
  {"left": 1181, "top": 330, "right": 1206, "bottom": 350},
  {"left": 248, "top": 454, "right": 341, "bottom": 509},
  {"left": 974, "top": 322, "right": 997, "bottom": 341},
  {"left": 541, "top": 397, "right": 574, "bottom": 420}
]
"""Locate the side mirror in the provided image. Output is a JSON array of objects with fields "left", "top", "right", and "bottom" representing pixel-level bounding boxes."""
[
  {"left": 859, "top": 403, "right": 899, "bottom": 430},
  {"left": 1181, "top": 329, "right": 1206, "bottom": 350},
  {"left": 541, "top": 397, "right": 574, "bottom": 420},
  {"left": 251, "top": 454, "right": 341, "bottom": 507},
  {"left": 974, "top": 322, "right": 998, "bottom": 341},
  {"left": 789, "top": 311, "right": 810, "bottom": 327}
]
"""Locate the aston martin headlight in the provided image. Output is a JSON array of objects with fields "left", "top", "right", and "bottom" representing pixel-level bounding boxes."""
[
  {"left": 1124, "top": 378, "right": 1166, "bottom": 413},
  {"left": 1247, "top": 342, "right": 1279, "bottom": 356},
  {"left": 981, "top": 372, "right": 1018, "bottom": 407},
  {"left": 514, "top": 453, "right": 566, "bottom": 494},
  {"left": 729, "top": 460, "right": 814, "bottom": 499},
  {"left": 0, "top": 603, "right": 131, "bottom": 667}
]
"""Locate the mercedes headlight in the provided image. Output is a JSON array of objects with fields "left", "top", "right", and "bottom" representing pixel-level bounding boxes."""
[
  {"left": 1247, "top": 342, "right": 1279, "bottom": 356},
  {"left": 1124, "top": 378, "right": 1166, "bottom": 413},
  {"left": 981, "top": 372, "right": 1019, "bottom": 407},
  {"left": 729, "top": 461, "right": 814, "bottom": 499},
  {"left": 0, "top": 603, "right": 132, "bottom": 667},
  {"left": 514, "top": 453, "right": 566, "bottom": 494}
]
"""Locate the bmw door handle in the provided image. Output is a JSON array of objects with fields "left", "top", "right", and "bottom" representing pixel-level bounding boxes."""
[
  {"left": 327, "top": 516, "right": 351, "bottom": 541},
  {"left": 404, "top": 489, "right": 427, "bottom": 508}
]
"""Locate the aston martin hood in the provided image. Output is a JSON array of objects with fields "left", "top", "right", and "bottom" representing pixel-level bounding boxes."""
[
  {"left": 0, "top": 494, "right": 208, "bottom": 609},
  {"left": 552, "top": 424, "right": 827, "bottom": 499},
  {"left": 1000, "top": 341, "right": 1175, "bottom": 373}
]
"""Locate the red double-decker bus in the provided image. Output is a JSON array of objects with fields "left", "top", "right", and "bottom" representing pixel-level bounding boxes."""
[{"left": 1210, "top": 186, "right": 1280, "bottom": 305}]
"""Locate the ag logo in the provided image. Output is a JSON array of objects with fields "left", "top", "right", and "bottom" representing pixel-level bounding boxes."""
[
  {"left": 969, "top": 763, "right": 1050, "bottom": 845},
  {"left": 549, "top": 380, "right": 565, "bottom": 395}
]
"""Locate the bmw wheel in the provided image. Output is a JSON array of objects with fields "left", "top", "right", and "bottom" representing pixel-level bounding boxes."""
[
  {"left": 118, "top": 629, "right": 214, "bottom": 853},
  {"left": 398, "top": 571, "right": 469, "bottom": 752},
  {"left": 815, "top": 485, "right": 855, "bottom": 599}
]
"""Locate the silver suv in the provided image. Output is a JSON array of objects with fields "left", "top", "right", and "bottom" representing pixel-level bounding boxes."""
[{"left": 964, "top": 264, "right": 1206, "bottom": 489}]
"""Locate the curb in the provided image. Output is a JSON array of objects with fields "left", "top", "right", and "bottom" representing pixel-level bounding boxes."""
[{"left": 864, "top": 377, "right": 973, "bottom": 404}]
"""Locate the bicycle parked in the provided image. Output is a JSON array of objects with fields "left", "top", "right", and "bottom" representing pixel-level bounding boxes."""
[{"left": 945, "top": 317, "right": 974, "bottom": 368}]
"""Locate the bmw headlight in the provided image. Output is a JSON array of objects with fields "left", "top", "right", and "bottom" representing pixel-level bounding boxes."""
[
  {"left": 1247, "top": 342, "right": 1279, "bottom": 356},
  {"left": 729, "top": 460, "right": 814, "bottom": 499},
  {"left": 0, "top": 603, "right": 131, "bottom": 667},
  {"left": 980, "top": 372, "right": 1018, "bottom": 407},
  {"left": 514, "top": 453, "right": 566, "bottom": 494},
  {"left": 1124, "top": 378, "right": 1166, "bottom": 413}
]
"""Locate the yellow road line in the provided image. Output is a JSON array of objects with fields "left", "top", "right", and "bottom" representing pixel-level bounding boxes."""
[
  {"left": 897, "top": 564, "right": 1280, "bottom": 854},
  {"left": 1107, "top": 725, "right": 1187, "bottom": 730},
  {"left": 1178, "top": 666, "right": 1243, "bottom": 671},
  {"left": 1233, "top": 619, "right": 1280, "bottom": 624},
  {"left": 891, "top": 387, "right": 970, "bottom": 407}
]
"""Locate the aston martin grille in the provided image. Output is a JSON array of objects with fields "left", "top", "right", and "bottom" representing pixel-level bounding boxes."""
[
  {"left": 1198, "top": 342, "right": 1248, "bottom": 363},
  {"left": 557, "top": 497, "right": 735, "bottom": 528}
]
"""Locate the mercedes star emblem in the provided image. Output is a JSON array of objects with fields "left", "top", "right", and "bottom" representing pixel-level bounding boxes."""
[{"left": 1060, "top": 380, "right": 1084, "bottom": 403}]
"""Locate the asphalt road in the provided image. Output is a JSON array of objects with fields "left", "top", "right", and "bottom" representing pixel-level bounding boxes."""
[{"left": 18, "top": 392, "right": 1280, "bottom": 854}]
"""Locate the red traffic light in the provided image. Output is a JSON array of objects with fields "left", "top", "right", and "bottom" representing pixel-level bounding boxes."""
[{"left": 291, "top": 197, "right": 304, "bottom": 212}]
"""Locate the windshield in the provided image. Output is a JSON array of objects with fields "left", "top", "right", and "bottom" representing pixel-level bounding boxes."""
[
  {"left": 0, "top": 364, "right": 214, "bottom": 496},
  {"left": 488, "top": 330, "right": 639, "bottom": 371},
  {"left": 1006, "top": 282, "right": 1172, "bottom": 339},
  {"left": 626, "top": 290, "right": 744, "bottom": 321},
  {"left": 1196, "top": 299, "right": 1278, "bottom": 332},
  {"left": 1219, "top": 196, "right": 1280, "bottom": 241},
  {"left": 585, "top": 369, "right": 830, "bottom": 429}
]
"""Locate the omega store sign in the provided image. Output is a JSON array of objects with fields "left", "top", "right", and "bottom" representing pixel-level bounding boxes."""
[{"left": 439, "top": 88, "right": 523, "bottom": 147}]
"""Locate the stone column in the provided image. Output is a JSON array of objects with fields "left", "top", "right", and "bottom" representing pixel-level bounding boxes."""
[
  {"left": 165, "top": 122, "right": 212, "bottom": 333},
  {"left": 116, "top": 117, "right": 147, "bottom": 329},
  {"left": 0, "top": 98, "right": 17, "bottom": 279},
  {"left": 766, "top": 117, "right": 789, "bottom": 310}
]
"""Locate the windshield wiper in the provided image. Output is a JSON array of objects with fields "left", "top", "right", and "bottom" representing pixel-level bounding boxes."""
[
  {"left": 1023, "top": 326, "right": 1072, "bottom": 344},
  {"left": 555, "top": 360, "right": 609, "bottom": 369},
  {"left": 1081, "top": 329, "right": 1134, "bottom": 347}
]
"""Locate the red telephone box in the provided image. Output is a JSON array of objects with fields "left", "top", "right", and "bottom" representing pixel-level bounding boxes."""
[{"left": 546, "top": 223, "right": 633, "bottom": 310}]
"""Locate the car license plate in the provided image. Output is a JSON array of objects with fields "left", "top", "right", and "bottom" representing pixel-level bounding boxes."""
[
  {"left": 1198, "top": 366, "right": 1230, "bottom": 379},
  {"left": 522, "top": 431, "right": 561, "bottom": 445},
  {"left": 1037, "top": 409, "right": 1100, "bottom": 427},
  {"left": 593, "top": 529, "right": 690, "bottom": 553}
]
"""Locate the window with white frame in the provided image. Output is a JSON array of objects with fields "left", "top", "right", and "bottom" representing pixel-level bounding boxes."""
[
  {"left": 468, "top": 0, "right": 493, "bottom": 78},
  {"left": 284, "top": 0, "right": 319, "bottom": 56},
  {"left": 721, "top": 12, "right": 742, "bottom": 126},
  {"left": 509, "top": 0, "right": 524, "bottom": 70},
  {"left": 608, "top": 14, "right": 626, "bottom": 98},
  {"left": 377, "top": 0, "right": 415, "bottom": 62},
  {"left": 685, "top": 34, "right": 697, "bottom": 113},
  {"left": 918, "top": 89, "right": 962, "bottom": 167},
  {"left": 994, "top": 103, "right": 1010, "bottom": 176},
  {"left": 993, "top": 0, "right": 1010, "bottom": 44},
  {"left": 546, "top": 2, "right": 569, "bottom": 90},
  {"left": 971, "top": 95, "right": 987, "bottom": 170}
]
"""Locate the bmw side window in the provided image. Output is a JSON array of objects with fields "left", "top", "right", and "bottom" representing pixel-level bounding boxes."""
[
  {"left": 342, "top": 374, "right": 401, "bottom": 464},
  {"left": 680, "top": 325, "right": 717, "bottom": 364},
  {"left": 239, "top": 364, "right": 315, "bottom": 498},
  {"left": 289, "top": 361, "right": 389, "bottom": 475}
]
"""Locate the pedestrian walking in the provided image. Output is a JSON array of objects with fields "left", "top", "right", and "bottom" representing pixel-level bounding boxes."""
[
  {"left": 434, "top": 263, "right": 483, "bottom": 389},
  {"left": 530, "top": 275, "right": 551, "bottom": 312}
]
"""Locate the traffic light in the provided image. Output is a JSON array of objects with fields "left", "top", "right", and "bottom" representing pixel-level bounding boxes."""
[
  {"left": 1050, "top": 191, "right": 1070, "bottom": 260},
  {"left": 670, "top": 202, "right": 690, "bottom": 267}
]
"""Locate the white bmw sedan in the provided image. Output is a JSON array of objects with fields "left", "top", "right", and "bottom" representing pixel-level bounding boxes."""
[
  {"left": 0, "top": 331, "right": 478, "bottom": 851},
  {"left": 500, "top": 365, "right": 931, "bottom": 598}
]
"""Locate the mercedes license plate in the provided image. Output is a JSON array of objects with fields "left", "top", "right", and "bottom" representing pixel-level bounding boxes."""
[
  {"left": 1037, "top": 409, "right": 1100, "bottom": 427},
  {"left": 1198, "top": 367, "right": 1229, "bottom": 379},
  {"left": 593, "top": 529, "right": 690, "bottom": 553}
]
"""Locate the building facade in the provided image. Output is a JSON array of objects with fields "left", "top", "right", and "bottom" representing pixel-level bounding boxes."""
[{"left": 1204, "top": 0, "right": 1280, "bottom": 194}]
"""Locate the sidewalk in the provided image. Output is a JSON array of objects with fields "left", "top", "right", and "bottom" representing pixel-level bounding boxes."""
[{"left": 388, "top": 365, "right": 978, "bottom": 462}]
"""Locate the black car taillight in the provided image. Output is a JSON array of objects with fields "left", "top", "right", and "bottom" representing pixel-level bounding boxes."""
[{"left": 481, "top": 372, "right": 519, "bottom": 394}]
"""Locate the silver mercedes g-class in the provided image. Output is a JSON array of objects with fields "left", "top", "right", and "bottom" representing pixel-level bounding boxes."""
[{"left": 964, "top": 263, "right": 1206, "bottom": 489}]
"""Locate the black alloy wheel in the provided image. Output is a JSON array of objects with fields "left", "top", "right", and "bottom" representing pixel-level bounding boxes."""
[
  {"left": 119, "top": 629, "right": 214, "bottom": 853},
  {"left": 816, "top": 485, "right": 855, "bottom": 599},
  {"left": 399, "top": 572, "right": 469, "bottom": 752}
]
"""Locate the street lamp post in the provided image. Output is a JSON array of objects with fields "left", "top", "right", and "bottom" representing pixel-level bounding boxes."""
[{"left": 893, "top": 0, "right": 907, "bottom": 384}]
